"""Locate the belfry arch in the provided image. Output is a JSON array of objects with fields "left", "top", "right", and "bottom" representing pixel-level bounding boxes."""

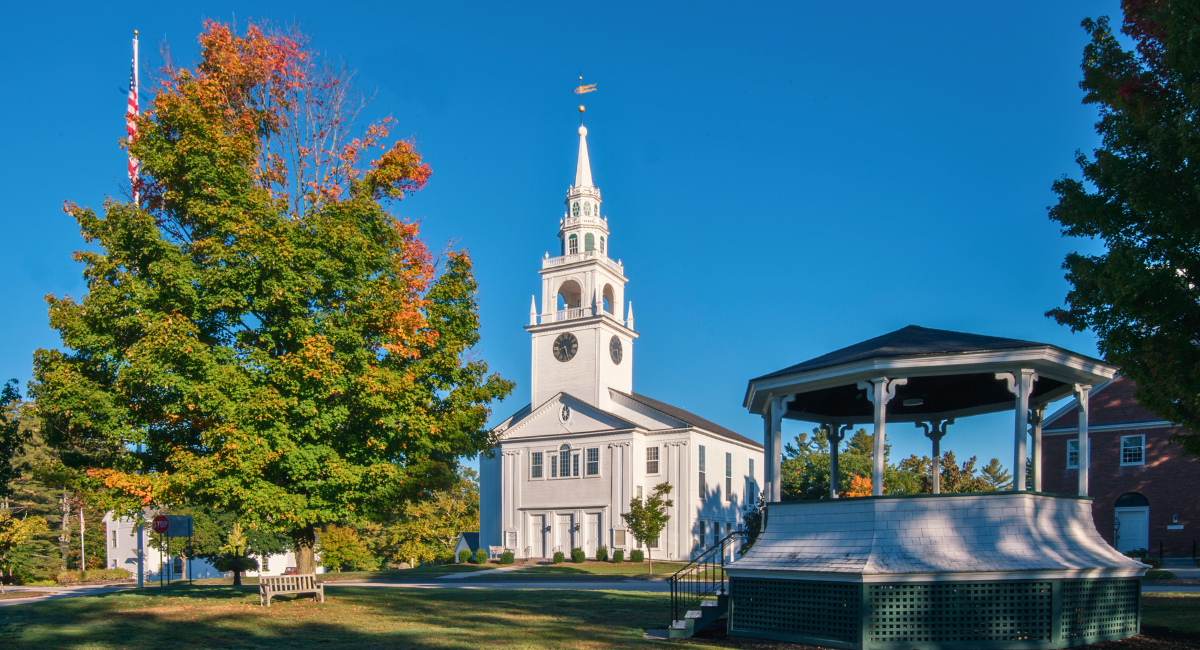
[{"left": 556, "top": 279, "right": 582, "bottom": 310}]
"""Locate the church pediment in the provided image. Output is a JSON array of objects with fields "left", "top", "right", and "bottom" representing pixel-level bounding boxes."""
[{"left": 494, "top": 392, "right": 639, "bottom": 441}]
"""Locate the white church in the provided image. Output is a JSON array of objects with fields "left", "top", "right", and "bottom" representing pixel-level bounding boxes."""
[{"left": 479, "top": 123, "right": 762, "bottom": 562}]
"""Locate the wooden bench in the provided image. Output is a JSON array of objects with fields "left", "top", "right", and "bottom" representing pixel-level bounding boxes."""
[{"left": 258, "top": 574, "right": 324, "bottom": 607}]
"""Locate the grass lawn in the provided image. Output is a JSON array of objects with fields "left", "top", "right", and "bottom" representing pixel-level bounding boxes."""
[
  {"left": 1142, "top": 592, "right": 1200, "bottom": 634},
  {"left": 0, "top": 584, "right": 695, "bottom": 649},
  {"left": 510, "top": 561, "right": 690, "bottom": 578}
]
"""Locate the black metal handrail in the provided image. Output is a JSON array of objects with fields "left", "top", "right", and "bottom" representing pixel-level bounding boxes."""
[{"left": 667, "top": 530, "right": 748, "bottom": 627}]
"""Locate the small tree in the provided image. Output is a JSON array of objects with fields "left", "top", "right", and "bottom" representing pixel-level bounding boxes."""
[
  {"left": 621, "top": 482, "right": 673, "bottom": 575},
  {"left": 318, "top": 525, "right": 377, "bottom": 572},
  {"left": 979, "top": 458, "right": 1013, "bottom": 491},
  {"left": 0, "top": 510, "right": 48, "bottom": 593},
  {"left": 214, "top": 523, "right": 258, "bottom": 586}
]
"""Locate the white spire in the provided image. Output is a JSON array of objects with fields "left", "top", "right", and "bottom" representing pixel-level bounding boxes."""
[
  {"left": 626, "top": 301, "right": 634, "bottom": 330},
  {"left": 574, "top": 126, "right": 593, "bottom": 188},
  {"left": 529, "top": 296, "right": 538, "bottom": 325}
]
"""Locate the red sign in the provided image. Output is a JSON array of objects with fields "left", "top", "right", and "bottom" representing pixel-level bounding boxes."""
[{"left": 152, "top": 515, "right": 169, "bottom": 534}]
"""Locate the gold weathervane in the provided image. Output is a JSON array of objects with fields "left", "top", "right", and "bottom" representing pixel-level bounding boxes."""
[{"left": 574, "top": 76, "right": 596, "bottom": 122}]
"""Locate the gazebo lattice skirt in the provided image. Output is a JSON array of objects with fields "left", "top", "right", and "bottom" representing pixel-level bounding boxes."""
[{"left": 727, "top": 577, "right": 1140, "bottom": 649}]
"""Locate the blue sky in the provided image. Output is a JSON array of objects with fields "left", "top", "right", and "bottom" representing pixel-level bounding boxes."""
[{"left": 0, "top": 1, "right": 1121, "bottom": 473}]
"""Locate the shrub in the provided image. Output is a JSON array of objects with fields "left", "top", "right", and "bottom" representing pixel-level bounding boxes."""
[
  {"left": 1145, "top": 569, "right": 1175, "bottom": 580},
  {"left": 595, "top": 546, "right": 608, "bottom": 562},
  {"left": 553, "top": 551, "right": 565, "bottom": 563},
  {"left": 1125, "top": 549, "right": 1161, "bottom": 568},
  {"left": 499, "top": 551, "right": 515, "bottom": 564},
  {"left": 630, "top": 549, "right": 644, "bottom": 563},
  {"left": 612, "top": 549, "right": 624, "bottom": 563},
  {"left": 55, "top": 568, "right": 134, "bottom": 584},
  {"left": 458, "top": 549, "right": 471, "bottom": 564},
  {"left": 571, "top": 548, "right": 585, "bottom": 563},
  {"left": 475, "top": 549, "right": 488, "bottom": 565}
]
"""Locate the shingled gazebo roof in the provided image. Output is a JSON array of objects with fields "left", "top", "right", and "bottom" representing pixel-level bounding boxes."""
[{"left": 744, "top": 325, "right": 1116, "bottom": 425}]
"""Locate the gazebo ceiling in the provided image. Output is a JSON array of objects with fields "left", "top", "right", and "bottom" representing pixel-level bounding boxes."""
[{"left": 744, "top": 325, "right": 1117, "bottom": 423}]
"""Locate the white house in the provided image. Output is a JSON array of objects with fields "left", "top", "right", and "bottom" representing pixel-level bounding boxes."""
[
  {"left": 478, "top": 123, "right": 762, "bottom": 562},
  {"left": 104, "top": 512, "right": 321, "bottom": 580}
]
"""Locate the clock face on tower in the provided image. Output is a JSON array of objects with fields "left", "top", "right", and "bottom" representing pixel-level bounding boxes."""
[
  {"left": 610, "top": 335, "right": 623, "bottom": 365},
  {"left": 553, "top": 333, "right": 579, "bottom": 362}
]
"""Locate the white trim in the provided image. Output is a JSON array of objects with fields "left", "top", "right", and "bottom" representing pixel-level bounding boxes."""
[
  {"left": 724, "top": 568, "right": 1147, "bottom": 583},
  {"left": 1044, "top": 420, "right": 1173, "bottom": 435}
]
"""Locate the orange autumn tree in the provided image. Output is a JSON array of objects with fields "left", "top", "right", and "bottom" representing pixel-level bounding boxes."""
[
  {"left": 842, "top": 475, "right": 874, "bottom": 498},
  {"left": 30, "top": 21, "right": 512, "bottom": 573}
]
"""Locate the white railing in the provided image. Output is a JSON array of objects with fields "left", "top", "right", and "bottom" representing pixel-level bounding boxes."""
[
  {"left": 542, "top": 250, "right": 623, "bottom": 273},
  {"left": 556, "top": 307, "right": 592, "bottom": 321}
]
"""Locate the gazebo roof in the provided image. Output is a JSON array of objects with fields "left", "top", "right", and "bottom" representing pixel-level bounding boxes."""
[{"left": 744, "top": 325, "right": 1116, "bottom": 424}]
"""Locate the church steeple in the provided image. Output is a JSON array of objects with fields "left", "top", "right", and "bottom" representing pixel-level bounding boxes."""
[
  {"left": 574, "top": 126, "right": 593, "bottom": 188},
  {"left": 525, "top": 121, "right": 637, "bottom": 410}
]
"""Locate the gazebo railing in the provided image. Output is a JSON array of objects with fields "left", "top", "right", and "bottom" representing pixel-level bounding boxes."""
[{"left": 667, "top": 530, "right": 746, "bottom": 628}]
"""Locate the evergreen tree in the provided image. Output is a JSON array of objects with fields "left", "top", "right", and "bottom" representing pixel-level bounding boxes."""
[{"left": 981, "top": 458, "right": 1014, "bottom": 491}]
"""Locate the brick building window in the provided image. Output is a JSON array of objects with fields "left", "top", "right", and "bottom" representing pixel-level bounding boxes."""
[{"left": 1121, "top": 435, "right": 1145, "bottom": 465}]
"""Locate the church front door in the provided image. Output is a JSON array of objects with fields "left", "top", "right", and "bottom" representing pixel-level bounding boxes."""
[
  {"left": 557, "top": 514, "right": 574, "bottom": 555},
  {"left": 531, "top": 515, "right": 545, "bottom": 558},
  {"left": 585, "top": 513, "right": 600, "bottom": 557}
]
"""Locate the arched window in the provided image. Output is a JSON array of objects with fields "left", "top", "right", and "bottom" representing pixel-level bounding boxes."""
[
  {"left": 572, "top": 201, "right": 580, "bottom": 217},
  {"left": 559, "top": 444, "right": 572, "bottom": 478},
  {"left": 584, "top": 233, "right": 595, "bottom": 252},
  {"left": 557, "top": 280, "right": 582, "bottom": 310},
  {"left": 599, "top": 236, "right": 605, "bottom": 254},
  {"left": 568, "top": 234, "right": 578, "bottom": 255},
  {"left": 1115, "top": 493, "right": 1149, "bottom": 508},
  {"left": 584, "top": 202, "right": 591, "bottom": 216},
  {"left": 602, "top": 284, "right": 615, "bottom": 314}
]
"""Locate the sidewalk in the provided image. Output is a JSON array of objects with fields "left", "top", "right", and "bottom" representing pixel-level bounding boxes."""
[{"left": 437, "top": 563, "right": 539, "bottom": 580}]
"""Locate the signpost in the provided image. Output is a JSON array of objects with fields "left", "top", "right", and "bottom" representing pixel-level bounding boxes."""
[{"left": 150, "top": 515, "right": 195, "bottom": 586}]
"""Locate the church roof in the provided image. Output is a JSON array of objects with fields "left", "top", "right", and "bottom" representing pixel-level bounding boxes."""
[
  {"left": 615, "top": 391, "right": 761, "bottom": 448},
  {"left": 754, "top": 325, "right": 1054, "bottom": 381}
]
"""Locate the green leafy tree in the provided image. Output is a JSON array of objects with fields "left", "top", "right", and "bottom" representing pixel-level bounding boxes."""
[
  {"left": 1048, "top": 5, "right": 1200, "bottom": 455},
  {"left": 0, "top": 381, "right": 26, "bottom": 500},
  {"left": 213, "top": 523, "right": 259, "bottom": 585},
  {"left": 621, "top": 482, "right": 673, "bottom": 575},
  {"left": 382, "top": 468, "right": 479, "bottom": 566},
  {"left": 0, "top": 510, "right": 48, "bottom": 592},
  {"left": 781, "top": 428, "right": 923, "bottom": 499},
  {"left": 980, "top": 458, "right": 1013, "bottom": 491},
  {"left": 927, "top": 452, "right": 991, "bottom": 494},
  {"left": 30, "top": 21, "right": 512, "bottom": 574},
  {"left": 318, "top": 525, "right": 378, "bottom": 572}
]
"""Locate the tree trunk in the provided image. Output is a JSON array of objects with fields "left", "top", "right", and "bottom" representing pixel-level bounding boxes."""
[
  {"left": 646, "top": 542, "right": 653, "bottom": 576},
  {"left": 232, "top": 569, "right": 242, "bottom": 586},
  {"left": 291, "top": 526, "right": 317, "bottom": 575}
]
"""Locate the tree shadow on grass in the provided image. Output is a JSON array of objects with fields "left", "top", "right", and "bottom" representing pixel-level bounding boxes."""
[{"left": 0, "top": 585, "right": 678, "bottom": 650}]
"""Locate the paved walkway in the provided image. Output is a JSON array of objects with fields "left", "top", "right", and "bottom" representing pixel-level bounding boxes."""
[{"left": 437, "top": 564, "right": 536, "bottom": 580}]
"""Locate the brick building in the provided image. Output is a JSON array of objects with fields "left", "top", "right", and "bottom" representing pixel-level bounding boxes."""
[{"left": 1042, "top": 376, "right": 1199, "bottom": 558}]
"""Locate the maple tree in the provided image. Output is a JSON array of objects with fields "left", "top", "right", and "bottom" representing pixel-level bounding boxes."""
[
  {"left": 382, "top": 467, "right": 478, "bottom": 565},
  {"left": 621, "top": 482, "right": 673, "bottom": 575},
  {"left": 1048, "top": 2, "right": 1200, "bottom": 455},
  {"left": 30, "top": 21, "right": 512, "bottom": 574}
]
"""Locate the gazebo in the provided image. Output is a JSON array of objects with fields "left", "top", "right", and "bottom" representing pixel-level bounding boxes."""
[{"left": 725, "top": 325, "right": 1146, "bottom": 650}]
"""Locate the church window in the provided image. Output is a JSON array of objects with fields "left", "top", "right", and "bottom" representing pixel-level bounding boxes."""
[
  {"left": 531, "top": 452, "right": 543, "bottom": 478},
  {"left": 572, "top": 201, "right": 580, "bottom": 217},
  {"left": 584, "top": 233, "right": 595, "bottom": 251},
  {"left": 726, "top": 452, "right": 733, "bottom": 501},
  {"left": 650, "top": 536, "right": 659, "bottom": 549},
  {"left": 560, "top": 444, "right": 571, "bottom": 478},
  {"left": 636, "top": 485, "right": 643, "bottom": 499},
  {"left": 699, "top": 446, "right": 707, "bottom": 499},
  {"left": 573, "top": 453, "right": 580, "bottom": 477},
  {"left": 551, "top": 452, "right": 558, "bottom": 478},
  {"left": 599, "top": 236, "right": 605, "bottom": 254},
  {"left": 568, "top": 234, "right": 578, "bottom": 255},
  {"left": 584, "top": 202, "right": 591, "bottom": 216},
  {"left": 646, "top": 447, "right": 659, "bottom": 474},
  {"left": 586, "top": 448, "right": 599, "bottom": 476},
  {"left": 261, "top": 555, "right": 269, "bottom": 572}
]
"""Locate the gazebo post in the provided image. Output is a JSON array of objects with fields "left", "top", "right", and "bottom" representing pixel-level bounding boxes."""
[
  {"left": 998, "top": 370, "right": 1037, "bottom": 492},
  {"left": 761, "top": 412, "right": 773, "bottom": 503},
  {"left": 858, "top": 377, "right": 906, "bottom": 497},
  {"left": 767, "top": 395, "right": 794, "bottom": 502},
  {"left": 1075, "top": 384, "right": 1091, "bottom": 496},
  {"left": 827, "top": 424, "right": 847, "bottom": 499},
  {"left": 1030, "top": 406, "right": 1045, "bottom": 492},
  {"left": 916, "top": 420, "right": 952, "bottom": 494}
]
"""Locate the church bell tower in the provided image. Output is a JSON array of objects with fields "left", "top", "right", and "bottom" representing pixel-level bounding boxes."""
[{"left": 525, "top": 124, "right": 637, "bottom": 410}]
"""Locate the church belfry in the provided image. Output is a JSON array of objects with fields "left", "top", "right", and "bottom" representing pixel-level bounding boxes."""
[{"left": 526, "top": 124, "right": 637, "bottom": 410}]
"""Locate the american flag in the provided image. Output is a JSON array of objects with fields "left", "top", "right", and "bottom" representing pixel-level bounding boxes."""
[{"left": 127, "top": 32, "right": 139, "bottom": 205}]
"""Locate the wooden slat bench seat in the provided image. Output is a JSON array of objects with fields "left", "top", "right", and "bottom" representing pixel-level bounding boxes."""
[{"left": 258, "top": 574, "right": 324, "bottom": 607}]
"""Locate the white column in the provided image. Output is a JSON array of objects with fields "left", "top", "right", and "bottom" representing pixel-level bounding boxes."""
[
  {"left": 1075, "top": 384, "right": 1091, "bottom": 496},
  {"left": 997, "top": 370, "right": 1037, "bottom": 492},
  {"left": 761, "top": 413, "right": 773, "bottom": 504},
  {"left": 768, "top": 395, "right": 794, "bottom": 502},
  {"left": 1030, "top": 406, "right": 1045, "bottom": 492},
  {"left": 858, "top": 378, "right": 906, "bottom": 497}
]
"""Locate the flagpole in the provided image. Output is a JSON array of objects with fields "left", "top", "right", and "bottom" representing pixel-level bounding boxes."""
[{"left": 130, "top": 28, "right": 145, "bottom": 591}]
